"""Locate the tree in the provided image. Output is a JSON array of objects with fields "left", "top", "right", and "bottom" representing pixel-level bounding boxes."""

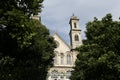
[
  {"left": 71, "top": 14, "right": 120, "bottom": 80},
  {"left": 0, "top": 0, "right": 44, "bottom": 49},
  {"left": 20, "top": 20, "right": 56, "bottom": 80},
  {"left": 0, "top": 0, "right": 56, "bottom": 80}
]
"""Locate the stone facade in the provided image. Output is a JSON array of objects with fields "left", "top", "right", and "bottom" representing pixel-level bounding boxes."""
[{"left": 47, "top": 15, "right": 82, "bottom": 80}]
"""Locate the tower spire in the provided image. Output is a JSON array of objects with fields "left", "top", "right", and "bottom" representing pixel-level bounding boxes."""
[{"left": 69, "top": 15, "right": 82, "bottom": 50}]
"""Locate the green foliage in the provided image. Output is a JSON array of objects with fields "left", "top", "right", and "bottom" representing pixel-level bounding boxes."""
[
  {"left": 0, "top": 0, "right": 43, "bottom": 17},
  {"left": 71, "top": 14, "right": 120, "bottom": 80},
  {"left": 0, "top": 20, "right": 55, "bottom": 79},
  {"left": 0, "top": 0, "right": 56, "bottom": 80}
]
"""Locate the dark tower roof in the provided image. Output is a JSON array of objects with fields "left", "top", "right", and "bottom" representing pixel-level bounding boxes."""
[{"left": 69, "top": 15, "right": 79, "bottom": 24}]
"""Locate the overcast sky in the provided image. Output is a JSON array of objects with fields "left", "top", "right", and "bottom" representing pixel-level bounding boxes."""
[{"left": 41, "top": 0, "right": 120, "bottom": 45}]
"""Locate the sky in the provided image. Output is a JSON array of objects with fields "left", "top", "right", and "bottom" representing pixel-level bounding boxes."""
[{"left": 41, "top": 0, "right": 120, "bottom": 45}]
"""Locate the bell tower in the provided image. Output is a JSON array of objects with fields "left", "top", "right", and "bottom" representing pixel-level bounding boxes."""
[{"left": 69, "top": 15, "right": 82, "bottom": 49}]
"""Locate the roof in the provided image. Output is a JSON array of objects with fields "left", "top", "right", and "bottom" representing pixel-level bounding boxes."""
[
  {"left": 70, "top": 14, "right": 79, "bottom": 20},
  {"left": 53, "top": 32, "right": 71, "bottom": 49},
  {"left": 69, "top": 15, "right": 79, "bottom": 24}
]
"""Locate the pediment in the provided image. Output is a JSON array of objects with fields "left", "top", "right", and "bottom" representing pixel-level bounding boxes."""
[{"left": 53, "top": 32, "right": 71, "bottom": 53}]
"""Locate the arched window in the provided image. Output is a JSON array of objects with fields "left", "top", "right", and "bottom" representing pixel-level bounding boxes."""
[
  {"left": 75, "top": 34, "right": 79, "bottom": 41},
  {"left": 53, "top": 55, "right": 57, "bottom": 65},
  {"left": 66, "top": 71, "right": 71, "bottom": 79},
  {"left": 74, "top": 23, "right": 77, "bottom": 28},
  {"left": 54, "top": 51, "right": 58, "bottom": 65},
  {"left": 61, "top": 53, "right": 64, "bottom": 65},
  {"left": 67, "top": 54, "right": 71, "bottom": 65},
  {"left": 60, "top": 72, "right": 64, "bottom": 80},
  {"left": 51, "top": 70, "right": 58, "bottom": 79}
]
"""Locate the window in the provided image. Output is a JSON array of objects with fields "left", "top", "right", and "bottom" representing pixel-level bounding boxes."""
[
  {"left": 66, "top": 71, "right": 71, "bottom": 79},
  {"left": 74, "top": 23, "right": 77, "bottom": 28},
  {"left": 51, "top": 70, "right": 58, "bottom": 79},
  {"left": 75, "top": 35, "right": 79, "bottom": 41},
  {"left": 54, "top": 51, "right": 58, "bottom": 65},
  {"left": 67, "top": 54, "right": 71, "bottom": 65},
  {"left": 53, "top": 55, "right": 57, "bottom": 65},
  {"left": 61, "top": 53, "right": 64, "bottom": 65},
  {"left": 60, "top": 72, "right": 64, "bottom": 80}
]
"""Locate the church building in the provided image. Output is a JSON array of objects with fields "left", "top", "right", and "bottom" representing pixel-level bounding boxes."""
[{"left": 47, "top": 15, "right": 82, "bottom": 80}]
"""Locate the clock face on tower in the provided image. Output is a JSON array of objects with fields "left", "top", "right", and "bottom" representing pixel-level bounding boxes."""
[{"left": 55, "top": 40, "right": 60, "bottom": 47}]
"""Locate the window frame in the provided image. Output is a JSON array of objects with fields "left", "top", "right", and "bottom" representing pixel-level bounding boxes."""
[
  {"left": 61, "top": 53, "right": 64, "bottom": 65},
  {"left": 67, "top": 54, "right": 71, "bottom": 65},
  {"left": 74, "top": 22, "right": 77, "bottom": 28},
  {"left": 75, "top": 34, "right": 79, "bottom": 41}
]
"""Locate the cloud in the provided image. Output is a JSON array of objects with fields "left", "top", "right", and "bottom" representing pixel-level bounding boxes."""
[{"left": 41, "top": 0, "right": 120, "bottom": 44}]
